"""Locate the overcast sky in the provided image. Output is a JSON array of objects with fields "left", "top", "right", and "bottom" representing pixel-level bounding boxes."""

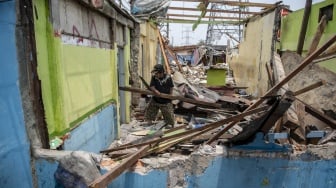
[{"left": 167, "top": 0, "right": 324, "bottom": 46}]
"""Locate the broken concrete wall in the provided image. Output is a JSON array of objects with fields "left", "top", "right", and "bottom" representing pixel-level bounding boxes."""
[
  {"left": 0, "top": 0, "right": 138, "bottom": 187},
  {"left": 229, "top": 11, "right": 277, "bottom": 97},
  {"left": 0, "top": 1, "right": 34, "bottom": 187},
  {"left": 109, "top": 146, "right": 336, "bottom": 187},
  {"left": 280, "top": 0, "right": 336, "bottom": 73}
]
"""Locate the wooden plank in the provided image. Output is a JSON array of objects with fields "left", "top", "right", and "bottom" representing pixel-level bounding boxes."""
[
  {"left": 119, "top": 86, "right": 223, "bottom": 108},
  {"left": 89, "top": 145, "right": 149, "bottom": 188},
  {"left": 303, "top": 102, "right": 336, "bottom": 129},
  {"left": 139, "top": 75, "right": 151, "bottom": 90},
  {"left": 297, "top": 0, "right": 312, "bottom": 55},
  {"left": 307, "top": 15, "right": 327, "bottom": 55},
  {"left": 157, "top": 30, "right": 171, "bottom": 74},
  {"left": 101, "top": 106, "right": 269, "bottom": 153},
  {"left": 313, "top": 53, "right": 336, "bottom": 64},
  {"left": 206, "top": 35, "right": 336, "bottom": 144},
  {"left": 293, "top": 80, "right": 325, "bottom": 96}
]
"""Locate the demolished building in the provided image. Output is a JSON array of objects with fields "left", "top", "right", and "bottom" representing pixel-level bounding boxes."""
[{"left": 1, "top": 0, "right": 336, "bottom": 188}]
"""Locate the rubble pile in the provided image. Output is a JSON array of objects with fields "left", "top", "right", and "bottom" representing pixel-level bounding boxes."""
[{"left": 92, "top": 33, "right": 336, "bottom": 187}]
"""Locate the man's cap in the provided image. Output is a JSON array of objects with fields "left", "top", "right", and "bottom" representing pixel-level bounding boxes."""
[{"left": 152, "top": 64, "right": 164, "bottom": 73}]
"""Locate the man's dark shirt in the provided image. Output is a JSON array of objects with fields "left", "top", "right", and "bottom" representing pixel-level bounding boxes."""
[{"left": 150, "top": 74, "right": 174, "bottom": 104}]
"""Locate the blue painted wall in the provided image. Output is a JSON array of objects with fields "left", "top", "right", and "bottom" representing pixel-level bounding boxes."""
[
  {"left": 108, "top": 170, "right": 168, "bottom": 188},
  {"left": 187, "top": 156, "right": 336, "bottom": 188},
  {"left": 0, "top": 1, "right": 34, "bottom": 188},
  {"left": 37, "top": 154, "right": 336, "bottom": 188},
  {"left": 63, "top": 104, "right": 118, "bottom": 153},
  {"left": 35, "top": 159, "right": 59, "bottom": 188},
  {"left": 36, "top": 105, "right": 118, "bottom": 187}
]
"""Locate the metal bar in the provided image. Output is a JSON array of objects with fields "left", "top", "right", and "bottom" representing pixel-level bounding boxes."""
[
  {"left": 167, "top": 13, "right": 242, "bottom": 20},
  {"left": 169, "top": 7, "right": 258, "bottom": 14},
  {"left": 161, "top": 18, "right": 243, "bottom": 25},
  {"left": 171, "top": 0, "right": 275, "bottom": 8}
]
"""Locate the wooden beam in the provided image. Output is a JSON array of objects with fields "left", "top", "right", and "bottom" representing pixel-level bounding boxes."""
[
  {"left": 89, "top": 145, "right": 149, "bottom": 188},
  {"left": 300, "top": 100, "right": 336, "bottom": 129},
  {"left": 307, "top": 15, "right": 327, "bottom": 55},
  {"left": 157, "top": 29, "right": 171, "bottom": 74},
  {"left": 101, "top": 106, "right": 269, "bottom": 153},
  {"left": 297, "top": 0, "right": 312, "bottom": 55},
  {"left": 293, "top": 80, "right": 325, "bottom": 96},
  {"left": 159, "top": 35, "right": 183, "bottom": 72},
  {"left": 314, "top": 53, "right": 336, "bottom": 64},
  {"left": 119, "top": 86, "right": 224, "bottom": 108},
  {"left": 169, "top": 7, "right": 258, "bottom": 14},
  {"left": 206, "top": 34, "right": 336, "bottom": 144},
  {"left": 171, "top": 0, "right": 276, "bottom": 8}
]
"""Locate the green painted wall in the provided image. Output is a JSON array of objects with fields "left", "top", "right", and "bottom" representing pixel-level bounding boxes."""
[
  {"left": 34, "top": 0, "right": 119, "bottom": 136},
  {"left": 280, "top": 0, "right": 336, "bottom": 72},
  {"left": 61, "top": 45, "right": 116, "bottom": 127}
]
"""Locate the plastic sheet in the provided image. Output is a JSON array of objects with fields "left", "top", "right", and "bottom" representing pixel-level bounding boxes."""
[{"left": 131, "top": 0, "right": 171, "bottom": 17}]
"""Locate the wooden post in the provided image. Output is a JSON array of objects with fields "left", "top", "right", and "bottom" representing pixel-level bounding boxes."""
[
  {"left": 307, "top": 15, "right": 327, "bottom": 55},
  {"left": 297, "top": 0, "right": 312, "bottom": 55},
  {"left": 206, "top": 35, "right": 336, "bottom": 144}
]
